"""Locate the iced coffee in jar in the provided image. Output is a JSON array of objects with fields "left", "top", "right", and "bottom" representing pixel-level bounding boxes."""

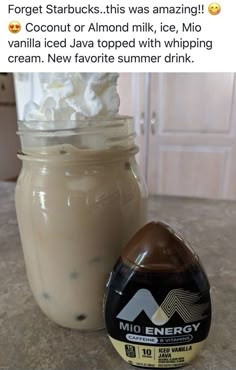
[{"left": 14, "top": 73, "right": 147, "bottom": 330}]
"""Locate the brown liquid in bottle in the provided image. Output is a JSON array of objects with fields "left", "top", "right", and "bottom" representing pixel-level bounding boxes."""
[{"left": 105, "top": 222, "right": 211, "bottom": 369}]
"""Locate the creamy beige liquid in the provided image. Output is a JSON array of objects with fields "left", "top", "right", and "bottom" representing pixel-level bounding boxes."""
[{"left": 15, "top": 144, "right": 147, "bottom": 330}]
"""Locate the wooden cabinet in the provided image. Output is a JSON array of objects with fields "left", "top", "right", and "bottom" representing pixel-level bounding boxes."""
[
  {"left": 118, "top": 73, "right": 236, "bottom": 199},
  {"left": 0, "top": 74, "right": 20, "bottom": 181}
]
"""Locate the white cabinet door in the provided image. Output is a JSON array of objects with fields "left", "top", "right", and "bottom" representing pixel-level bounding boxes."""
[
  {"left": 118, "top": 73, "right": 148, "bottom": 177},
  {"left": 146, "top": 73, "right": 236, "bottom": 199}
]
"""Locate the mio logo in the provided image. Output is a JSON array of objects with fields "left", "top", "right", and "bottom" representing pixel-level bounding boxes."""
[{"left": 116, "top": 288, "right": 209, "bottom": 326}]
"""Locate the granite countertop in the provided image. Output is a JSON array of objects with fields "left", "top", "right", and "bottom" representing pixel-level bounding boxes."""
[{"left": 0, "top": 182, "right": 235, "bottom": 370}]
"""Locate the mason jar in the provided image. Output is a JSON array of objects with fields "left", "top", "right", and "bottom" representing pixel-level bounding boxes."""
[{"left": 15, "top": 117, "right": 147, "bottom": 330}]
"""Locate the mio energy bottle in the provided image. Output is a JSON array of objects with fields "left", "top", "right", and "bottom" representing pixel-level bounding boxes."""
[{"left": 105, "top": 221, "right": 211, "bottom": 368}]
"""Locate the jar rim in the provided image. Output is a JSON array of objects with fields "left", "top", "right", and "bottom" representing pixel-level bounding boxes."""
[
  {"left": 17, "top": 115, "right": 133, "bottom": 134},
  {"left": 17, "top": 115, "right": 136, "bottom": 152},
  {"left": 17, "top": 145, "right": 139, "bottom": 164}
]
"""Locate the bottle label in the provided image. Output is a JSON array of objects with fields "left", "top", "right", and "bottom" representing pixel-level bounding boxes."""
[
  {"left": 109, "top": 337, "right": 206, "bottom": 368},
  {"left": 106, "top": 285, "right": 211, "bottom": 368}
]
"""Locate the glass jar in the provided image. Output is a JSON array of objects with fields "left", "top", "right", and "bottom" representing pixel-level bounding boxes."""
[{"left": 15, "top": 117, "right": 147, "bottom": 330}]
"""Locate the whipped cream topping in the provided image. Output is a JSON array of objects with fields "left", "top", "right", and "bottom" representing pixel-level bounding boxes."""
[{"left": 23, "top": 73, "right": 120, "bottom": 121}]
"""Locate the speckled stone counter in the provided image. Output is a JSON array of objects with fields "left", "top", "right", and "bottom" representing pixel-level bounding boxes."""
[{"left": 0, "top": 182, "right": 235, "bottom": 370}]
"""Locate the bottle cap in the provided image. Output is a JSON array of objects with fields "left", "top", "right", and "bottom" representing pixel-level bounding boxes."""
[{"left": 121, "top": 221, "right": 197, "bottom": 272}]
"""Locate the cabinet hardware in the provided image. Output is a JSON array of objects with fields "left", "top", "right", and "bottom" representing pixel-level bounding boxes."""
[
  {"left": 140, "top": 112, "right": 145, "bottom": 135},
  {"left": 151, "top": 112, "right": 157, "bottom": 135}
]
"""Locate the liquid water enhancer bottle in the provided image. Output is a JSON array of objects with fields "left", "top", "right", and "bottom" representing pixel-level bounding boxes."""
[{"left": 105, "top": 221, "right": 211, "bottom": 368}]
